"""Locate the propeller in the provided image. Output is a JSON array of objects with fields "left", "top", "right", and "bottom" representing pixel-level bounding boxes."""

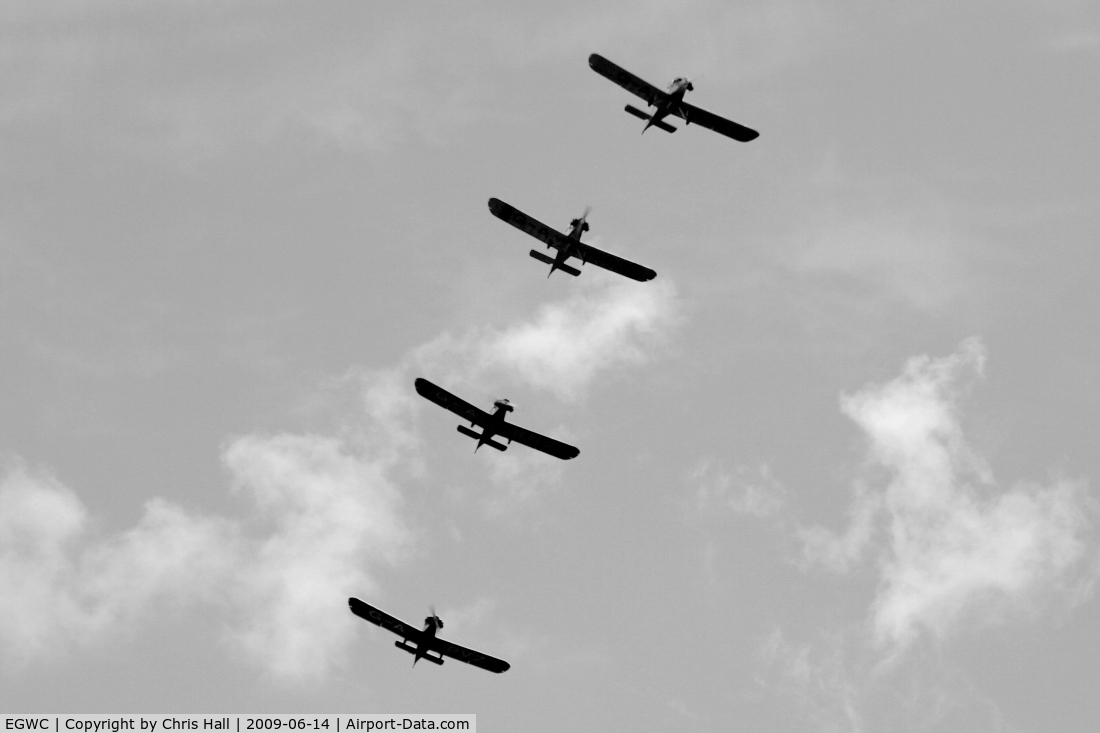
[
  {"left": 571, "top": 206, "right": 592, "bottom": 233},
  {"left": 428, "top": 605, "right": 443, "bottom": 629}
]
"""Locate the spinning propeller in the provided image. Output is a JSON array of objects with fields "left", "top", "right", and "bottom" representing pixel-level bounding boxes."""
[
  {"left": 426, "top": 605, "right": 443, "bottom": 630},
  {"left": 570, "top": 205, "right": 592, "bottom": 234}
]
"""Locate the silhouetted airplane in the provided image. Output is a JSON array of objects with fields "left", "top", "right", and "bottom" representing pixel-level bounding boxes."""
[
  {"left": 588, "top": 53, "right": 759, "bottom": 141},
  {"left": 488, "top": 197, "right": 656, "bottom": 281},
  {"left": 349, "top": 598, "right": 510, "bottom": 673},
  {"left": 415, "top": 377, "right": 579, "bottom": 460}
]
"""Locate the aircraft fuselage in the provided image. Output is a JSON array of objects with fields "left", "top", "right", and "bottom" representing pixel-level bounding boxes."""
[
  {"left": 411, "top": 618, "right": 442, "bottom": 666},
  {"left": 547, "top": 215, "right": 589, "bottom": 274},
  {"left": 644, "top": 79, "right": 692, "bottom": 133},
  {"left": 472, "top": 401, "right": 513, "bottom": 450}
]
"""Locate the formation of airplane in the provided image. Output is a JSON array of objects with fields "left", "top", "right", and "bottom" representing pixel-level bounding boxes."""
[
  {"left": 415, "top": 377, "right": 579, "bottom": 460},
  {"left": 488, "top": 197, "right": 656, "bottom": 281},
  {"left": 352, "top": 53, "right": 757, "bottom": 676},
  {"left": 588, "top": 53, "right": 759, "bottom": 142},
  {"left": 348, "top": 598, "right": 510, "bottom": 673}
]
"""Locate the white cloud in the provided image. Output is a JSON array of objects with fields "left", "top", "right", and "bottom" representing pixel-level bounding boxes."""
[
  {"left": 414, "top": 279, "right": 679, "bottom": 401},
  {"left": 0, "top": 275, "right": 677, "bottom": 677},
  {"left": 0, "top": 421, "right": 410, "bottom": 682},
  {"left": 0, "top": 464, "right": 90, "bottom": 663},
  {"left": 800, "top": 338, "right": 1096, "bottom": 653},
  {"left": 220, "top": 432, "right": 409, "bottom": 681},
  {"left": 0, "top": 462, "right": 232, "bottom": 665}
]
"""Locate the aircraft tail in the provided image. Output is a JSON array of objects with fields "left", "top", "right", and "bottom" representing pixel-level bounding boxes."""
[
  {"left": 529, "top": 250, "right": 580, "bottom": 277},
  {"left": 457, "top": 425, "right": 508, "bottom": 451},
  {"left": 624, "top": 105, "right": 676, "bottom": 133},
  {"left": 394, "top": 641, "right": 444, "bottom": 665}
]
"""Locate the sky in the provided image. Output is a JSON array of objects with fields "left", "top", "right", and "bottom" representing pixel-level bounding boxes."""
[{"left": 2, "top": 1, "right": 1099, "bottom": 730}]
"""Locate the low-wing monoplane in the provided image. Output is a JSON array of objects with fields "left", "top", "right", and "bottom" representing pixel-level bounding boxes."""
[
  {"left": 588, "top": 53, "right": 759, "bottom": 142},
  {"left": 348, "top": 598, "right": 510, "bottom": 673},
  {"left": 415, "top": 377, "right": 579, "bottom": 460},
  {"left": 488, "top": 197, "right": 656, "bottom": 281}
]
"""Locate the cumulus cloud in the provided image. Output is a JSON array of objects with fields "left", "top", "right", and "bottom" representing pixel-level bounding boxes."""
[
  {"left": 0, "top": 431, "right": 408, "bottom": 682},
  {"left": 404, "top": 278, "right": 677, "bottom": 515},
  {"left": 800, "top": 338, "right": 1096, "bottom": 653},
  {"left": 220, "top": 432, "right": 408, "bottom": 680},
  {"left": 0, "top": 462, "right": 233, "bottom": 666},
  {"left": 414, "top": 279, "right": 679, "bottom": 401},
  {"left": 0, "top": 275, "right": 677, "bottom": 677}
]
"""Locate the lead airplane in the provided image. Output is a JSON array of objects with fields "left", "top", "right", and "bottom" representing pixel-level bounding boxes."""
[
  {"left": 415, "top": 377, "right": 579, "bottom": 460},
  {"left": 588, "top": 53, "right": 759, "bottom": 142},
  {"left": 488, "top": 197, "right": 656, "bottom": 281},
  {"left": 348, "top": 598, "right": 510, "bottom": 673}
]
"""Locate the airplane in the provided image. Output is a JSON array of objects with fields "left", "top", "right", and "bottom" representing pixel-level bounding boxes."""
[
  {"left": 348, "top": 598, "right": 510, "bottom": 673},
  {"left": 588, "top": 53, "right": 759, "bottom": 142},
  {"left": 488, "top": 197, "right": 656, "bottom": 282},
  {"left": 415, "top": 377, "right": 579, "bottom": 460}
]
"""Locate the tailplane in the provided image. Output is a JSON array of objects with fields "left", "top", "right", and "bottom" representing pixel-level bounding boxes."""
[
  {"left": 394, "top": 640, "right": 444, "bottom": 666},
  {"left": 529, "top": 250, "right": 581, "bottom": 277},
  {"left": 624, "top": 105, "right": 676, "bottom": 133},
  {"left": 457, "top": 425, "right": 508, "bottom": 451}
]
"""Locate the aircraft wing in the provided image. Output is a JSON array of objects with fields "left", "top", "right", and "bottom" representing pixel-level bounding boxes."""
[
  {"left": 348, "top": 598, "right": 424, "bottom": 644},
  {"left": 488, "top": 198, "right": 570, "bottom": 250},
  {"left": 496, "top": 422, "right": 580, "bottom": 461},
  {"left": 588, "top": 53, "right": 666, "bottom": 106},
  {"left": 415, "top": 378, "right": 492, "bottom": 426},
  {"left": 430, "top": 638, "right": 511, "bottom": 674},
  {"left": 673, "top": 102, "right": 759, "bottom": 142},
  {"left": 574, "top": 242, "right": 656, "bottom": 282}
]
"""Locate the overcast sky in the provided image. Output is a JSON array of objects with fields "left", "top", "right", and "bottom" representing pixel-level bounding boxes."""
[{"left": 2, "top": 1, "right": 1099, "bottom": 731}]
